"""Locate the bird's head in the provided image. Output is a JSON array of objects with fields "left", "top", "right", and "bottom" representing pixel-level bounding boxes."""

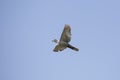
[{"left": 52, "top": 39, "right": 59, "bottom": 44}]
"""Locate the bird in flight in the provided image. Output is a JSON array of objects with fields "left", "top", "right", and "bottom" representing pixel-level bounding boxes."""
[{"left": 52, "top": 24, "right": 79, "bottom": 52}]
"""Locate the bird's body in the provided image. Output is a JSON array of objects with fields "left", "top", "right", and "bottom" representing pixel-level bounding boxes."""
[{"left": 53, "top": 24, "right": 79, "bottom": 52}]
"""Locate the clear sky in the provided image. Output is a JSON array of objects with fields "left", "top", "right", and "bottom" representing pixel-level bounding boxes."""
[{"left": 1, "top": 0, "right": 120, "bottom": 80}]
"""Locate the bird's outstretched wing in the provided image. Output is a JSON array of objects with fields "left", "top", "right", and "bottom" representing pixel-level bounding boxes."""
[
  {"left": 53, "top": 45, "right": 67, "bottom": 52},
  {"left": 59, "top": 24, "right": 71, "bottom": 43}
]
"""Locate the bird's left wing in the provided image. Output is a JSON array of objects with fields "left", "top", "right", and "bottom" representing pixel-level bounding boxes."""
[{"left": 53, "top": 45, "right": 67, "bottom": 52}]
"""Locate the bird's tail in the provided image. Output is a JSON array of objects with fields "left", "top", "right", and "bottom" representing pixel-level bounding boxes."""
[{"left": 67, "top": 44, "right": 79, "bottom": 51}]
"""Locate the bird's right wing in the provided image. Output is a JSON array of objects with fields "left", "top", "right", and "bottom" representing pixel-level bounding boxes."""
[{"left": 59, "top": 24, "right": 71, "bottom": 43}]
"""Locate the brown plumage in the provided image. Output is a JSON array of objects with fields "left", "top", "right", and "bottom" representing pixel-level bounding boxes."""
[{"left": 53, "top": 24, "right": 79, "bottom": 52}]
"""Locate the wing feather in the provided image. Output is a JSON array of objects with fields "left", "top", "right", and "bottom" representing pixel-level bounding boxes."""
[
  {"left": 53, "top": 45, "right": 67, "bottom": 52},
  {"left": 60, "top": 24, "right": 71, "bottom": 43}
]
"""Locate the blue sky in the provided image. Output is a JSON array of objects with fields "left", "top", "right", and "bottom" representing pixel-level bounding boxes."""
[{"left": 1, "top": 0, "right": 120, "bottom": 80}]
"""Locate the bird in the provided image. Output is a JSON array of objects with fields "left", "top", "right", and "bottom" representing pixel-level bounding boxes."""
[{"left": 52, "top": 24, "right": 79, "bottom": 52}]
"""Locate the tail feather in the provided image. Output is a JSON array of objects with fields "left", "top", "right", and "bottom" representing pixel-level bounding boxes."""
[{"left": 67, "top": 44, "right": 79, "bottom": 51}]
